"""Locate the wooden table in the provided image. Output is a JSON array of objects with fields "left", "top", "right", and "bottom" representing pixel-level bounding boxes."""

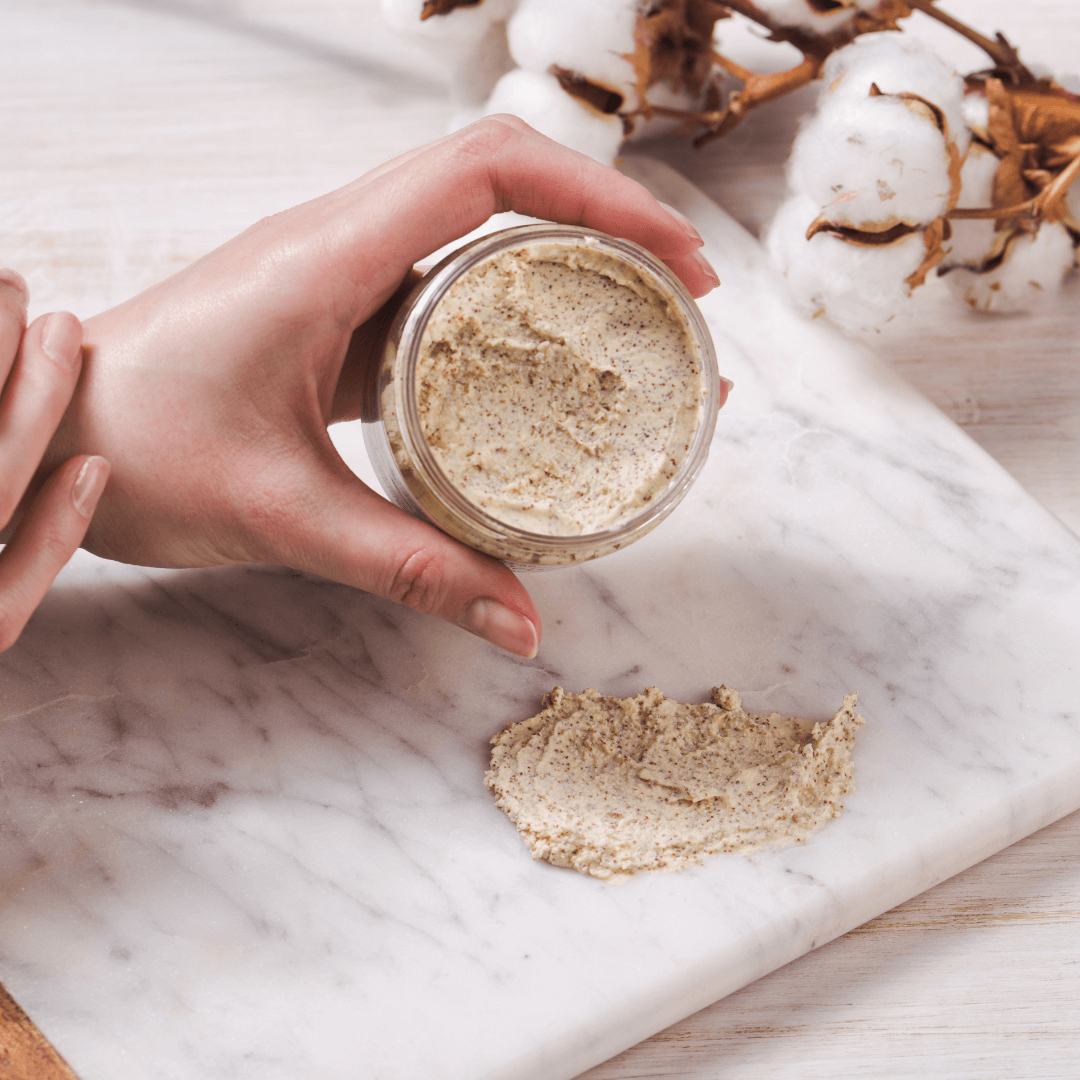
[{"left": 2, "top": 1, "right": 1078, "bottom": 1077}]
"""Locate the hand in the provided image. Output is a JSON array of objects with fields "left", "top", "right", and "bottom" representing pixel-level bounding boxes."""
[
  {"left": 0, "top": 271, "right": 110, "bottom": 652},
  {"left": 37, "top": 118, "right": 720, "bottom": 658}
]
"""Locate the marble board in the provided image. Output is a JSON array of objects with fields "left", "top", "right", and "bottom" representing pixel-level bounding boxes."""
[{"left": 1, "top": 149, "right": 1078, "bottom": 1080}]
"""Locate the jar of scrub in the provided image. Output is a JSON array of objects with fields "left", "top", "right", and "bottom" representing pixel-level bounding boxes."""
[{"left": 361, "top": 223, "right": 720, "bottom": 568}]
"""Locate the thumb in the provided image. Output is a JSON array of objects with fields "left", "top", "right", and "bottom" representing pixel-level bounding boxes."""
[{"left": 276, "top": 462, "right": 541, "bottom": 658}]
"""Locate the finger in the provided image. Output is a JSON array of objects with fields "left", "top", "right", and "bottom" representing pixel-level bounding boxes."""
[
  {"left": 330, "top": 269, "right": 423, "bottom": 424},
  {"left": 661, "top": 249, "right": 721, "bottom": 300},
  {"left": 329, "top": 114, "right": 545, "bottom": 199},
  {"left": 259, "top": 458, "right": 541, "bottom": 658},
  {"left": 0, "top": 311, "right": 85, "bottom": 530},
  {"left": 0, "top": 455, "right": 109, "bottom": 653},
  {"left": 0, "top": 269, "right": 30, "bottom": 386},
  {"left": 718, "top": 375, "right": 733, "bottom": 411},
  {"left": 320, "top": 116, "right": 711, "bottom": 305}
]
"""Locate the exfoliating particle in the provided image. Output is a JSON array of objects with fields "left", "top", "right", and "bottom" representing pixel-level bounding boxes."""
[{"left": 486, "top": 685, "right": 864, "bottom": 880}]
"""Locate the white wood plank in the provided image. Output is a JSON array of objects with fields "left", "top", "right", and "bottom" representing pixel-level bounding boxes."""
[{"left": 583, "top": 809, "right": 1080, "bottom": 1079}]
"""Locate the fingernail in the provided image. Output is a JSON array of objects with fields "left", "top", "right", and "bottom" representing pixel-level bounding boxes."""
[
  {"left": 457, "top": 598, "right": 539, "bottom": 659},
  {"left": 0, "top": 269, "right": 30, "bottom": 310},
  {"left": 691, "top": 249, "right": 720, "bottom": 289},
  {"left": 72, "top": 456, "right": 109, "bottom": 518},
  {"left": 719, "top": 376, "right": 734, "bottom": 408},
  {"left": 41, "top": 311, "right": 83, "bottom": 372},
  {"left": 658, "top": 201, "right": 704, "bottom": 247},
  {"left": 721, "top": 376, "right": 734, "bottom": 394}
]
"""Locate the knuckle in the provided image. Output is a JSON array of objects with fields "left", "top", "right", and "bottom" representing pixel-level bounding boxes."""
[
  {"left": 452, "top": 114, "right": 526, "bottom": 162},
  {"left": 385, "top": 546, "right": 448, "bottom": 616},
  {"left": 476, "top": 113, "right": 532, "bottom": 137}
]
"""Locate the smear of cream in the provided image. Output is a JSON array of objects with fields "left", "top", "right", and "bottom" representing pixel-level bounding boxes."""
[
  {"left": 416, "top": 242, "right": 704, "bottom": 535},
  {"left": 486, "top": 685, "right": 863, "bottom": 880}
]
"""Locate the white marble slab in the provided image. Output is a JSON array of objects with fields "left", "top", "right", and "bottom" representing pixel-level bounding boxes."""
[
  {"left": 2, "top": 5, "right": 1080, "bottom": 1080},
  {"left": 1, "top": 158, "right": 1078, "bottom": 1079}
]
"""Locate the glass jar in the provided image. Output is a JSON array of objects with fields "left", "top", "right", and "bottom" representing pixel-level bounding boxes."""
[{"left": 361, "top": 223, "right": 720, "bottom": 569}]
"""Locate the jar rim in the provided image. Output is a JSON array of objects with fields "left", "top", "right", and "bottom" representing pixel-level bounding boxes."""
[{"left": 385, "top": 223, "right": 720, "bottom": 564}]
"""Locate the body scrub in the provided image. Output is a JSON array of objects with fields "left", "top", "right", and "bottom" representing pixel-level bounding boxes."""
[
  {"left": 486, "top": 685, "right": 864, "bottom": 881},
  {"left": 362, "top": 225, "right": 719, "bottom": 566}
]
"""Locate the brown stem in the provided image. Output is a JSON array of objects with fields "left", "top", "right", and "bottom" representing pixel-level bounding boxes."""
[
  {"left": 1033, "top": 151, "right": 1080, "bottom": 222},
  {"left": 694, "top": 54, "right": 822, "bottom": 147},
  {"left": 719, "top": 0, "right": 835, "bottom": 60},
  {"left": 906, "top": 0, "right": 1034, "bottom": 85},
  {"left": 648, "top": 103, "right": 725, "bottom": 124},
  {"left": 948, "top": 203, "right": 1036, "bottom": 220},
  {"left": 948, "top": 153, "right": 1080, "bottom": 224},
  {"left": 711, "top": 50, "right": 756, "bottom": 84}
]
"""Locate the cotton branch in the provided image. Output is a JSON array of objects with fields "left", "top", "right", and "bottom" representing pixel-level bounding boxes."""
[{"left": 905, "top": 0, "right": 1035, "bottom": 86}]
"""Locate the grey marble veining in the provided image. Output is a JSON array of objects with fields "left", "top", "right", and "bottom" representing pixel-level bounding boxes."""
[{"left": 1, "top": 156, "right": 1078, "bottom": 1080}]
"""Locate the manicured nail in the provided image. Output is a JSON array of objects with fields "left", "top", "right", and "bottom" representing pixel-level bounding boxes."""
[
  {"left": 0, "top": 269, "right": 30, "bottom": 310},
  {"left": 692, "top": 249, "right": 720, "bottom": 289},
  {"left": 72, "top": 456, "right": 110, "bottom": 518},
  {"left": 658, "top": 202, "right": 703, "bottom": 246},
  {"left": 41, "top": 311, "right": 83, "bottom": 372},
  {"left": 457, "top": 598, "right": 539, "bottom": 659}
]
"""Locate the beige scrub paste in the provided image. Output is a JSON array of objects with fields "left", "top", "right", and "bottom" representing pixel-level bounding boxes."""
[
  {"left": 414, "top": 241, "right": 706, "bottom": 535},
  {"left": 486, "top": 686, "right": 864, "bottom": 881}
]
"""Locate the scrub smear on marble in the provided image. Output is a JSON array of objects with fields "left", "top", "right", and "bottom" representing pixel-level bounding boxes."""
[{"left": 486, "top": 686, "right": 864, "bottom": 881}]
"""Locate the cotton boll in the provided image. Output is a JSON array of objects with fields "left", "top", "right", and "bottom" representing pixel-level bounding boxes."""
[
  {"left": 766, "top": 194, "right": 820, "bottom": 285},
  {"left": 961, "top": 88, "right": 990, "bottom": 142},
  {"left": 507, "top": 0, "right": 639, "bottom": 110},
  {"left": 945, "top": 223, "right": 1076, "bottom": 313},
  {"left": 483, "top": 68, "right": 625, "bottom": 163},
  {"left": 822, "top": 33, "right": 969, "bottom": 157},
  {"left": 766, "top": 194, "right": 928, "bottom": 336},
  {"left": 823, "top": 33, "right": 956, "bottom": 102},
  {"left": 789, "top": 92, "right": 954, "bottom": 230},
  {"left": 753, "top": 0, "right": 858, "bottom": 36}
]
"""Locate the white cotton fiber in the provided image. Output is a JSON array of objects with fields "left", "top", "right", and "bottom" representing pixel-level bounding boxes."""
[
  {"left": 789, "top": 92, "right": 954, "bottom": 229},
  {"left": 944, "top": 222, "right": 1076, "bottom": 312},
  {"left": 483, "top": 68, "right": 625, "bottom": 163},
  {"left": 961, "top": 88, "right": 990, "bottom": 141},
  {"left": 507, "top": 0, "right": 640, "bottom": 109},
  {"left": 766, "top": 193, "right": 929, "bottom": 336},
  {"left": 822, "top": 33, "right": 969, "bottom": 156}
]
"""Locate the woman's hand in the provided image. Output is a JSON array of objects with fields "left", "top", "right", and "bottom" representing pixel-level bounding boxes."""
[
  {"left": 0, "top": 271, "right": 109, "bottom": 652},
  {"left": 36, "top": 117, "right": 719, "bottom": 658}
]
